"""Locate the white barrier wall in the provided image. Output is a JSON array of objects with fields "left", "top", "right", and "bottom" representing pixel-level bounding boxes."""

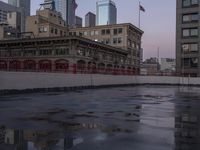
[{"left": 1, "top": 71, "right": 200, "bottom": 90}]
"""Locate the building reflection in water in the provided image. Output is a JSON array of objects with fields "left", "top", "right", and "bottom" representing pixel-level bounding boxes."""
[
  {"left": 175, "top": 88, "right": 200, "bottom": 150},
  {"left": 0, "top": 122, "right": 100, "bottom": 150},
  {"left": 0, "top": 126, "right": 27, "bottom": 150}
]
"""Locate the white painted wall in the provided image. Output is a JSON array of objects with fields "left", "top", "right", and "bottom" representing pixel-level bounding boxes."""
[{"left": 1, "top": 71, "right": 200, "bottom": 90}]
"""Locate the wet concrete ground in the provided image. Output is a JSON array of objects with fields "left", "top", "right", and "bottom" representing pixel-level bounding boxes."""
[{"left": 0, "top": 85, "right": 200, "bottom": 150}]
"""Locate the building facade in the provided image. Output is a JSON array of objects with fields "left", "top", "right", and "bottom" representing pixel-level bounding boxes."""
[
  {"left": 0, "top": 1, "right": 21, "bottom": 23},
  {"left": 96, "top": 0, "right": 117, "bottom": 25},
  {"left": 85, "top": 12, "right": 96, "bottom": 27},
  {"left": 26, "top": 8, "right": 68, "bottom": 38},
  {"left": 69, "top": 23, "right": 143, "bottom": 71},
  {"left": 140, "top": 57, "right": 160, "bottom": 75},
  {"left": 176, "top": 0, "right": 200, "bottom": 77},
  {"left": 8, "top": 0, "right": 30, "bottom": 32},
  {"left": 54, "top": 0, "right": 77, "bottom": 27},
  {"left": 0, "top": 12, "right": 21, "bottom": 40},
  {"left": 75, "top": 16, "right": 82, "bottom": 28},
  {"left": 0, "top": 36, "right": 136, "bottom": 75},
  {"left": 160, "top": 58, "right": 176, "bottom": 72}
]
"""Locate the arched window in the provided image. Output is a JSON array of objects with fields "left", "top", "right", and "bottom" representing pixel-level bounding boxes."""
[
  {"left": 24, "top": 60, "right": 36, "bottom": 71},
  {"left": 9, "top": 60, "right": 21, "bottom": 70},
  {"left": 98, "top": 63, "right": 105, "bottom": 72},
  {"left": 77, "top": 60, "right": 86, "bottom": 71},
  {"left": 55, "top": 59, "right": 69, "bottom": 71},
  {"left": 0, "top": 60, "right": 7, "bottom": 70},
  {"left": 39, "top": 60, "right": 52, "bottom": 72}
]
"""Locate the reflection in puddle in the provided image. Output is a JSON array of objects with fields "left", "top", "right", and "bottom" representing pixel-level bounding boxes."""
[{"left": 0, "top": 86, "right": 200, "bottom": 150}]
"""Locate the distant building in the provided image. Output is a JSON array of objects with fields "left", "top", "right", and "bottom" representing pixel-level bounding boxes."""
[
  {"left": 176, "top": 0, "right": 199, "bottom": 77},
  {"left": 8, "top": 0, "right": 30, "bottom": 32},
  {"left": 7, "top": 11, "right": 21, "bottom": 31},
  {"left": 96, "top": 0, "right": 117, "bottom": 25},
  {"left": 140, "top": 58, "right": 160, "bottom": 75},
  {"left": 54, "top": 0, "right": 77, "bottom": 27},
  {"left": 0, "top": 36, "right": 130, "bottom": 75},
  {"left": 26, "top": 8, "right": 68, "bottom": 38},
  {"left": 0, "top": 1, "right": 22, "bottom": 23},
  {"left": 75, "top": 16, "right": 82, "bottom": 28},
  {"left": 0, "top": 12, "right": 21, "bottom": 40},
  {"left": 160, "top": 58, "right": 175, "bottom": 72},
  {"left": 85, "top": 12, "right": 96, "bottom": 27},
  {"left": 69, "top": 23, "right": 144, "bottom": 72},
  {"left": 0, "top": 128, "right": 27, "bottom": 150}
]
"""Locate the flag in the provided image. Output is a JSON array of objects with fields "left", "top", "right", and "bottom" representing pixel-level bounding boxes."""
[{"left": 140, "top": 5, "right": 145, "bottom": 12}]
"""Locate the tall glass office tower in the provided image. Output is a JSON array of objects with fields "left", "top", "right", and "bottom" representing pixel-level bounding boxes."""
[
  {"left": 96, "top": 0, "right": 117, "bottom": 25},
  {"left": 8, "top": 0, "right": 30, "bottom": 31},
  {"left": 54, "top": 0, "right": 77, "bottom": 27},
  {"left": 8, "top": 0, "right": 30, "bottom": 16}
]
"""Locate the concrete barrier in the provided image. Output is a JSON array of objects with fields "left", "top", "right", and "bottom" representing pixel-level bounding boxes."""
[{"left": 1, "top": 71, "right": 200, "bottom": 94}]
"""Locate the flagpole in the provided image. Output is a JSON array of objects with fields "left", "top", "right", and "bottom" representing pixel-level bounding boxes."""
[{"left": 139, "top": 1, "right": 141, "bottom": 29}]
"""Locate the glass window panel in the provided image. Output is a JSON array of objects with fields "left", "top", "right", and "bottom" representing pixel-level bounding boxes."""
[
  {"left": 182, "top": 44, "right": 189, "bottom": 52},
  {"left": 191, "top": 43, "right": 198, "bottom": 51},
  {"left": 191, "top": 58, "right": 198, "bottom": 68},
  {"left": 191, "top": 14, "right": 198, "bottom": 21},
  {"left": 183, "top": 0, "right": 190, "bottom": 6},
  {"left": 113, "top": 28, "right": 118, "bottom": 35},
  {"left": 183, "top": 29, "right": 190, "bottom": 37},
  {"left": 191, "top": 28, "right": 198, "bottom": 36},
  {"left": 183, "top": 15, "right": 190, "bottom": 22},
  {"left": 191, "top": 0, "right": 198, "bottom": 5},
  {"left": 118, "top": 28, "right": 123, "bottom": 34},
  {"left": 98, "top": 5, "right": 109, "bottom": 25}
]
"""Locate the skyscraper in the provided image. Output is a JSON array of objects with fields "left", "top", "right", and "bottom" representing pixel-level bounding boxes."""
[
  {"left": 8, "top": 0, "right": 31, "bottom": 31},
  {"left": 85, "top": 12, "right": 96, "bottom": 27},
  {"left": 176, "top": 0, "right": 199, "bottom": 77},
  {"left": 75, "top": 16, "right": 82, "bottom": 27},
  {"left": 0, "top": 1, "right": 20, "bottom": 23},
  {"left": 96, "top": 0, "right": 117, "bottom": 26},
  {"left": 54, "top": 0, "right": 77, "bottom": 27}
]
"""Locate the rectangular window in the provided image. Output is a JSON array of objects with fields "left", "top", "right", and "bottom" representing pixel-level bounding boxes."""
[
  {"left": 182, "top": 58, "right": 198, "bottom": 68},
  {"left": 183, "top": 0, "right": 198, "bottom": 7},
  {"left": 118, "top": 28, "right": 123, "bottom": 34},
  {"left": 79, "top": 32, "right": 83, "bottom": 36},
  {"left": 44, "top": 27, "right": 47, "bottom": 32},
  {"left": 191, "top": 0, "right": 198, "bottom": 5},
  {"left": 106, "top": 29, "right": 110, "bottom": 34},
  {"left": 182, "top": 43, "right": 198, "bottom": 52},
  {"left": 101, "top": 30, "right": 105, "bottom": 35},
  {"left": 113, "top": 38, "right": 117, "bottom": 44},
  {"left": 191, "top": 28, "right": 198, "bottom": 36},
  {"left": 182, "top": 28, "right": 198, "bottom": 37},
  {"left": 182, "top": 13, "right": 198, "bottom": 23},
  {"left": 55, "top": 48, "right": 69, "bottom": 55},
  {"left": 114, "top": 28, "right": 118, "bottom": 35},
  {"left": 51, "top": 28, "right": 54, "bottom": 34},
  {"left": 118, "top": 37, "right": 122, "bottom": 44},
  {"left": 191, "top": 13, "right": 199, "bottom": 21},
  {"left": 55, "top": 29, "right": 58, "bottom": 35},
  {"left": 183, "top": 0, "right": 191, "bottom": 7},
  {"left": 102, "top": 38, "right": 110, "bottom": 44}
]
